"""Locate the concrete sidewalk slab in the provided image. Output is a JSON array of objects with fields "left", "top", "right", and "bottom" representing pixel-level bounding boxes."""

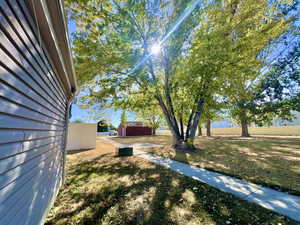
[
  {"left": 101, "top": 137, "right": 300, "bottom": 222},
  {"left": 130, "top": 143, "right": 163, "bottom": 149}
]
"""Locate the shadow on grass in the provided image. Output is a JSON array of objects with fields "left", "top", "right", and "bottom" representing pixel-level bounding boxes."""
[
  {"left": 191, "top": 136, "right": 300, "bottom": 195},
  {"left": 46, "top": 153, "right": 299, "bottom": 225},
  {"left": 67, "top": 149, "right": 95, "bottom": 155},
  {"left": 115, "top": 135, "right": 300, "bottom": 195}
]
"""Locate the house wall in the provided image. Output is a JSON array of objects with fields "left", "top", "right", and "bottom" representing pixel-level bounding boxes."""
[
  {"left": 66, "top": 123, "right": 97, "bottom": 151},
  {"left": 0, "top": 1, "right": 71, "bottom": 224}
]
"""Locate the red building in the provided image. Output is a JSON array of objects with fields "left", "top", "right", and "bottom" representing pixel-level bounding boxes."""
[{"left": 118, "top": 122, "right": 152, "bottom": 137}]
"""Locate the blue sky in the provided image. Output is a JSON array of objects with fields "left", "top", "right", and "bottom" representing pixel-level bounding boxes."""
[
  {"left": 70, "top": 105, "right": 136, "bottom": 126},
  {"left": 67, "top": 20, "right": 136, "bottom": 126}
]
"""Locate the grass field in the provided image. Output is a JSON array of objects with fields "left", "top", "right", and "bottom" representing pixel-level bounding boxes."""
[
  {"left": 112, "top": 135, "right": 300, "bottom": 195},
  {"left": 157, "top": 126, "right": 300, "bottom": 136},
  {"left": 209, "top": 126, "right": 300, "bottom": 136},
  {"left": 45, "top": 140, "right": 299, "bottom": 225}
]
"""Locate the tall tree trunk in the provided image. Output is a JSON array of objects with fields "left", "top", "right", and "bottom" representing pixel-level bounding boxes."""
[
  {"left": 155, "top": 95, "right": 182, "bottom": 146},
  {"left": 156, "top": 94, "right": 205, "bottom": 150},
  {"left": 179, "top": 115, "right": 184, "bottom": 139},
  {"left": 147, "top": 53, "right": 183, "bottom": 146},
  {"left": 151, "top": 54, "right": 206, "bottom": 151},
  {"left": 206, "top": 120, "right": 211, "bottom": 137},
  {"left": 239, "top": 109, "right": 250, "bottom": 137},
  {"left": 179, "top": 96, "right": 205, "bottom": 151},
  {"left": 189, "top": 97, "right": 205, "bottom": 138},
  {"left": 162, "top": 55, "right": 180, "bottom": 138},
  {"left": 198, "top": 124, "right": 202, "bottom": 136},
  {"left": 152, "top": 128, "right": 156, "bottom": 135},
  {"left": 185, "top": 110, "right": 195, "bottom": 140},
  {"left": 241, "top": 119, "right": 250, "bottom": 137}
]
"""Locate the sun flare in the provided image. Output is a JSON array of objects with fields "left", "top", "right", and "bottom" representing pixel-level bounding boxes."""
[{"left": 150, "top": 44, "right": 161, "bottom": 55}]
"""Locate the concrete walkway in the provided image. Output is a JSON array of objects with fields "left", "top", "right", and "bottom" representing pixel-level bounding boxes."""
[{"left": 101, "top": 137, "right": 300, "bottom": 222}]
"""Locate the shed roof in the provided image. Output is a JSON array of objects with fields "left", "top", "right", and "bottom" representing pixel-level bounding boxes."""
[{"left": 120, "top": 121, "right": 147, "bottom": 127}]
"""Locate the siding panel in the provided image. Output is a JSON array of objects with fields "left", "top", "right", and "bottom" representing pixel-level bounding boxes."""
[
  {"left": 14, "top": 0, "right": 68, "bottom": 100},
  {"left": 0, "top": 150, "right": 61, "bottom": 225},
  {"left": 0, "top": 30, "right": 66, "bottom": 115},
  {"left": 0, "top": 130, "right": 25, "bottom": 144},
  {"left": 0, "top": 155, "right": 58, "bottom": 223},
  {"left": 0, "top": 146, "right": 60, "bottom": 189},
  {"left": 0, "top": 1, "right": 70, "bottom": 225},
  {"left": 0, "top": 149, "right": 60, "bottom": 201},
  {"left": 0, "top": 114, "right": 64, "bottom": 130},
  {"left": 0, "top": 79, "right": 65, "bottom": 122},
  {"left": 0, "top": 140, "right": 63, "bottom": 174},
  {"left": 0, "top": 53, "right": 65, "bottom": 118},
  {"left": 0, "top": 1, "right": 67, "bottom": 107},
  {"left": 0, "top": 135, "right": 63, "bottom": 159},
  {"left": 0, "top": 97, "right": 65, "bottom": 127},
  {"left": 6, "top": 0, "right": 67, "bottom": 102}
]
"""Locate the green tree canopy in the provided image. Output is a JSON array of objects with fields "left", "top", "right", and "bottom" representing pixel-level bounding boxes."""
[{"left": 67, "top": 0, "right": 293, "bottom": 148}]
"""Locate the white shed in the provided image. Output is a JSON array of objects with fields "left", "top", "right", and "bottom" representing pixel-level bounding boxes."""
[{"left": 66, "top": 123, "right": 97, "bottom": 151}]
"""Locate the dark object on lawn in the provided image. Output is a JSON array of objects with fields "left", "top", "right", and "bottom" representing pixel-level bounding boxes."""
[{"left": 118, "top": 147, "right": 133, "bottom": 156}]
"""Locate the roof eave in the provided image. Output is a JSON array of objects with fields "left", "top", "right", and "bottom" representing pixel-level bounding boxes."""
[{"left": 27, "top": 0, "right": 78, "bottom": 99}]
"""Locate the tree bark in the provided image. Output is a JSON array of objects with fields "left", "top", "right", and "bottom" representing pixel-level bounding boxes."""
[
  {"left": 241, "top": 119, "right": 250, "bottom": 137},
  {"left": 162, "top": 55, "right": 180, "bottom": 138},
  {"left": 179, "top": 115, "right": 184, "bottom": 139},
  {"left": 155, "top": 95, "right": 181, "bottom": 141},
  {"left": 178, "top": 97, "right": 205, "bottom": 151},
  {"left": 145, "top": 50, "right": 183, "bottom": 146},
  {"left": 239, "top": 109, "right": 250, "bottom": 137},
  {"left": 185, "top": 110, "right": 195, "bottom": 140},
  {"left": 206, "top": 120, "right": 211, "bottom": 137},
  {"left": 150, "top": 53, "right": 205, "bottom": 151},
  {"left": 189, "top": 97, "right": 205, "bottom": 138},
  {"left": 156, "top": 94, "right": 204, "bottom": 151},
  {"left": 152, "top": 128, "right": 156, "bottom": 135},
  {"left": 198, "top": 124, "right": 202, "bottom": 136}
]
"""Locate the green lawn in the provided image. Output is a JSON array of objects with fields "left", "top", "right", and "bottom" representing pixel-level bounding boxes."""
[
  {"left": 45, "top": 144, "right": 299, "bottom": 225},
  {"left": 112, "top": 135, "right": 300, "bottom": 195}
]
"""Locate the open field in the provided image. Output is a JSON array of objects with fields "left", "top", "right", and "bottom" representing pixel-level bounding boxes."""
[
  {"left": 210, "top": 126, "right": 300, "bottom": 136},
  {"left": 112, "top": 135, "right": 300, "bottom": 195},
  {"left": 46, "top": 140, "right": 299, "bottom": 225},
  {"left": 157, "top": 126, "right": 300, "bottom": 136}
]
